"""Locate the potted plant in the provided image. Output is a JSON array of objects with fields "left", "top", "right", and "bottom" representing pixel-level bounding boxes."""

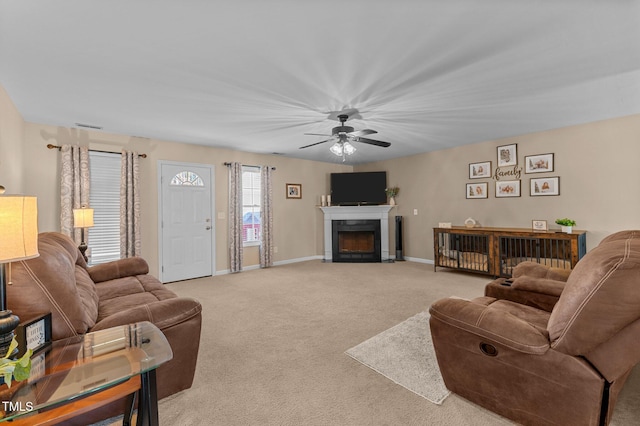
[
  {"left": 385, "top": 187, "right": 399, "bottom": 205},
  {"left": 0, "top": 338, "right": 32, "bottom": 388},
  {"left": 555, "top": 218, "right": 576, "bottom": 234}
]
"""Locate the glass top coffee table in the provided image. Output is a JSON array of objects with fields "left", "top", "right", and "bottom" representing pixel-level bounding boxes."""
[{"left": 0, "top": 321, "right": 173, "bottom": 426}]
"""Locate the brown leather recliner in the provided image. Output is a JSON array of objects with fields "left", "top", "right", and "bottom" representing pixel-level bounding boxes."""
[
  {"left": 7, "top": 232, "right": 203, "bottom": 424},
  {"left": 429, "top": 230, "right": 640, "bottom": 426}
]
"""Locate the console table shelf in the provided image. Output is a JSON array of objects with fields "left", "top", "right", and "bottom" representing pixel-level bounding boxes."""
[{"left": 433, "top": 226, "right": 587, "bottom": 277}]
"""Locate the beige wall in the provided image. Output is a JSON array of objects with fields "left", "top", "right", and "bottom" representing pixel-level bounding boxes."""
[
  {"left": 0, "top": 85, "right": 25, "bottom": 193},
  {"left": 357, "top": 113, "right": 640, "bottom": 259},
  {"left": 5, "top": 84, "right": 640, "bottom": 273},
  {"left": 20, "top": 121, "right": 351, "bottom": 276}
]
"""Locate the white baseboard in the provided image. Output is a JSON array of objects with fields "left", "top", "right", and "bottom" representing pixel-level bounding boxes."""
[
  {"left": 404, "top": 256, "right": 434, "bottom": 265},
  {"left": 215, "top": 255, "right": 324, "bottom": 275},
  {"left": 214, "top": 255, "right": 434, "bottom": 275}
]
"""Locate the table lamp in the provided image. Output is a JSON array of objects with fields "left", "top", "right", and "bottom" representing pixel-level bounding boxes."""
[
  {"left": 0, "top": 195, "right": 39, "bottom": 356},
  {"left": 73, "top": 206, "right": 94, "bottom": 262}
]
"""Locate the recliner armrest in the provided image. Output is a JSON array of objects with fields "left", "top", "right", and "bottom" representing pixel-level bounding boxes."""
[
  {"left": 429, "top": 298, "right": 550, "bottom": 355},
  {"left": 511, "top": 276, "right": 565, "bottom": 297},
  {"left": 512, "top": 261, "right": 571, "bottom": 281},
  {"left": 88, "top": 257, "right": 150, "bottom": 283}
]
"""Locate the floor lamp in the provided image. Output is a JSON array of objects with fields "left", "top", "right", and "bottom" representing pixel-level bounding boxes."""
[
  {"left": 73, "top": 206, "right": 94, "bottom": 262},
  {"left": 0, "top": 195, "right": 39, "bottom": 356}
]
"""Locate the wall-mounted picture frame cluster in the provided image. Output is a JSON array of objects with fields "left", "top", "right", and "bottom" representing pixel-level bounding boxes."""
[
  {"left": 525, "top": 153, "right": 554, "bottom": 174},
  {"left": 469, "top": 161, "right": 491, "bottom": 179},
  {"left": 466, "top": 182, "right": 488, "bottom": 199},
  {"left": 466, "top": 145, "right": 560, "bottom": 198},
  {"left": 530, "top": 176, "right": 560, "bottom": 196},
  {"left": 496, "top": 180, "right": 521, "bottom": 198},
  {"left": 497, "top": 144, "right": 517, "bottom": 167}
]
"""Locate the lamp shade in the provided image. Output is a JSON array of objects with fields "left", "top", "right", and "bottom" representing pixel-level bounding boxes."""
[
  {"left": 73, "top": 207, "right": 95, "bottom": 228},
  {"left": 0, "top": 195, "right": 39, "bottom": 262}
]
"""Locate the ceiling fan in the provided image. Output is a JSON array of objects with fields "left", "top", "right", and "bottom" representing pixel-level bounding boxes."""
[{"left": 300, "top": 114, "right": 391, "bottom": 162}]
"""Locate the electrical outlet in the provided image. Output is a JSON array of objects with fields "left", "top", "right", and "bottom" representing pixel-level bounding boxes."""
[
  {"left": 217, "top": 212, "right": 225, "bottom": 220},
  {"left": 413, "top": 209, "right": 418, "bottom": 215},
  {"left": 274, "top": 246, "right": 278, "bottom": 253}
]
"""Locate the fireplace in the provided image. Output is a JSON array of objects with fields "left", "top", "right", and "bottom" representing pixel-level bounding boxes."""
[
  {"left": 320, "top": 205, "right": 393, "bottom": 262},
  {"left": 332, "top": 220, "right": 381, "bottom": 262}
]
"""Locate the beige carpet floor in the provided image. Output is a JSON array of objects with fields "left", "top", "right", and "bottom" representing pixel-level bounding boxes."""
[{"left": 120, "top": 261, "right": 639, "bottom": 425}]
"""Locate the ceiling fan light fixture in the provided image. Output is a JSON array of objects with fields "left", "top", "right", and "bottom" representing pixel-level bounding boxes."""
[
  {"left": 343, "top": 141, "right": 356, "bottom": 155},
  {"left": 329, "top": 142, "right": 343, "bottom": 156}
]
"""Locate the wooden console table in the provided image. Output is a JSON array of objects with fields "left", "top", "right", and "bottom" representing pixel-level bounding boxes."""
[{"left": 433, "top": 226, "right": 587, "bottom": 277}]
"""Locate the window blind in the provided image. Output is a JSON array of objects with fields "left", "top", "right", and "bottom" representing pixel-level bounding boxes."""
[
  {"left": 88, "top": 151, "right": 121, "bottom": 264},
  {"left": 242, "top": 166, "right": 261, "bottom": 244}
]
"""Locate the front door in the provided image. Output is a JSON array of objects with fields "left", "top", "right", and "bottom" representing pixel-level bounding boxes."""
[{"left": 159, "top": 161, "right": 214, "bottom": 282}]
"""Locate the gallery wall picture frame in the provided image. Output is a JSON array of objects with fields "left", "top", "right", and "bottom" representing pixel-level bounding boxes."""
[
  {"left": 525, "top": 153, "right": 554, "bottom": 174},
  {"left": 532, "top": 220, "right": 548, "bottom": 231},
  {"left": 495, "top": 180, "right": 521, "bottom": 197},
  {"left": 497, "top": 143, "right": 518, "bottom": 167},
  {"left": 469, "top": 161, "right": 492, "bottom": 179},
  {"left": 466, "top": 182, "right": 488, "bottom": 199},
  {"left": 530, "top": 177, "right": 560, "bottom": 196},
  {"left": 286, "top": 183, "right": 302, "bottom": 199}
]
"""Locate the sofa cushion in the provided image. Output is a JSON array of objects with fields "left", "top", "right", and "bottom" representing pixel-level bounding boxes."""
[
  {"left": 95, "top": 275, "right": 178, "bottom": 322},
  {"left": 548, "top": 235, "right": 640, "bottom": 355},
  {"left": 8, "top": 232, "right": 99, "bottom": 339},
  {"left": 88, "top": 257, "right": 149, "bottom": 283}
]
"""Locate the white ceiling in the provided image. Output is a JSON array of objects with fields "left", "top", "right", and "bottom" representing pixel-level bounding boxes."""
[{"left": 1, "top": 1, "right": 640, "bottom": 164}]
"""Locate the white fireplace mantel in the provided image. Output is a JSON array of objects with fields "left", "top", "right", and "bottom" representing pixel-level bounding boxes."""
[{"left": 320, "top": 205, "right": 394, "bottom": 261}]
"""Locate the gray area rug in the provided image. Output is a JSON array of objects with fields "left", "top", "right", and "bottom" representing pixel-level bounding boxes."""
[{"left": 345, "top": 310, "right": 450, "bottom": 405}]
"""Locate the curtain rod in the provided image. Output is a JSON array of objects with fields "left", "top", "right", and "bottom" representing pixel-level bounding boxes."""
[
  {"left": 224, "top": 162, "right": 276, "bottom": 170},
  {"left": 47, "top": 144, "right": 147, "bottom": 158}
]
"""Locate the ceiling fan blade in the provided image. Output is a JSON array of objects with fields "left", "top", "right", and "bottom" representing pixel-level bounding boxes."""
[
  {"left": 349, "top": 129, "right": 377, "bottom": 137},
  {"left": 304, "top": 133, "right": 332, "bottom": 137},
  {"left": 355, "top": 137, "right": 391, "bottom": 148},
  {"left": 299, "top": 139, "right": 332, "bottom": 149}
]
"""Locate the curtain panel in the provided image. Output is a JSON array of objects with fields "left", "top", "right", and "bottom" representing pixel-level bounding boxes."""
[
  {"left": 120, "top": 150, "right": 141, "bottom": 257},
  {"left": 60, "top": 145, "right": 90, "bottom": 244},
  {"left": 228, "top": 162, "right": 243, "bottom": 273},
  {"left": 260, "top": 166, "right": 273, "bottom": 268}
]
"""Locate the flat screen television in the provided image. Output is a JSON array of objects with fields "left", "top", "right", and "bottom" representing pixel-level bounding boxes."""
[{"left": 330, "top": 171, "right": 387, "bottom": 206}]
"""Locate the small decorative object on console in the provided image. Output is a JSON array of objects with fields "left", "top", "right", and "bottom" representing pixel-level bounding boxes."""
[
  {"left": 555, "top": 218, "right": 576, "bottom": 234},
  {"left": 532, "top": 220, "right": 548, "bottom": 231},
  {"left": 464, "top": 217, "right": 477, "bottom": 228},
  {"left": 15, "top": 312, "right": 52, "bottom": 356}
]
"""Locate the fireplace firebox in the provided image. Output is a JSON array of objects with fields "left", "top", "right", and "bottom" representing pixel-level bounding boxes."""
[{"left": 332, "top": 220, "right": 381, "bottom": 262}]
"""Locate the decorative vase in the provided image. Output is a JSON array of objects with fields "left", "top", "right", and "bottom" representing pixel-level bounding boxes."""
[
  {"left": 389, "top": 197, "right": 395, "bottom": 206},
  {"left": 561, "top": 226, "right": 573, "bottom": 234}
]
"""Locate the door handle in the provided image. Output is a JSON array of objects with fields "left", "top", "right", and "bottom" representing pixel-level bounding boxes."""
[{"left": 206, "top": 226, "right": 212, "bottom": 230}]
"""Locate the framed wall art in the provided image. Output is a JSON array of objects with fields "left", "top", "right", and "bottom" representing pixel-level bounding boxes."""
[
  {"left": 469, "top": 161, "right": 491, "bottom": 179},
  {"left": 530, "top": 177, "right": 559, "bottom": 196},
  {"left": 497, "top": 144, "right": 517, "bottom": 167},
  {"left": 525, "top": 153, "right": 554, "bottom": 174},
  {"left": 286, "top": 183, "right": 302, "bottom": 199},
  {"left": 495, "top": 180, "right": 521, "bottom": 198},
  {"left": 466, "top": 182, "right": 488, "bottom": 199}
]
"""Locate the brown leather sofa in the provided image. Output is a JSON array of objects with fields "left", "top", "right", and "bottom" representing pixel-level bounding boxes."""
[
  {"left": 7, "top": 232, "right": 203, "bottom": 424},
  {"left": 429, "top": 230, "right": 640, "bottom": 426}
]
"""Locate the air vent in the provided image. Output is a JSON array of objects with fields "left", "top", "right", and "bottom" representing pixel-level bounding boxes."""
[{"left": 75, "top": 123, "right": 103, "bottom": 130}]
